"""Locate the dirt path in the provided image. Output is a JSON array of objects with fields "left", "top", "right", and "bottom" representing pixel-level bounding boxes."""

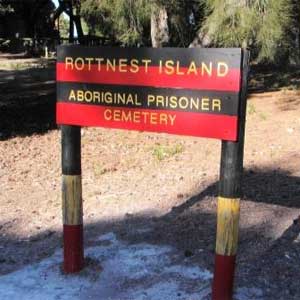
[{"left": 1, "top": 61, "right": 300, "bottom": 299}]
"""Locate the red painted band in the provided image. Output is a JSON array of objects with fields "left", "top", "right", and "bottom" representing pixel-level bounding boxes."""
[
  {"left": 56, "top": 102, "right": 238, "bottom": 141},
  {"left": 56, "top": 63, "right": 241, "bottom": 92},
  {"left": 63, "top": 224, "right": 84, "bottom": 273},
  {"left": 212, "top": 254, "right": 236, "bottom": 300}
]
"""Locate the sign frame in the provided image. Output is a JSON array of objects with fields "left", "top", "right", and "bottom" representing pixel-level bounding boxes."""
[
  {"left": 57, "top": 45, "right": 250, "bottom": 300},
  {"left": 57, "top": 46, "right": 244, "bottom": 141}
]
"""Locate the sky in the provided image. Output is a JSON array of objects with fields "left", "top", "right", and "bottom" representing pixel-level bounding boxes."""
[
  {"left": 52, "top": 0, "right": 59, "bottom": 8},
  {"left": 51, "top": 0, "right": 78, "bottom": 37}
]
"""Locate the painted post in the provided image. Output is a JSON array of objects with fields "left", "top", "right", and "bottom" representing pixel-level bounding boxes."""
[
  {"left": 212, "top": 50, "right": 250, "bottom": 300},
  {"left": 61, "top": 125, "right": 84, "bottom": 273}
]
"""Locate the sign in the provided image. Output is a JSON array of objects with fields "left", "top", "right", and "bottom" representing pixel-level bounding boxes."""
[{"left": 56, "top": 46, "right": 243, "bottom": 141}]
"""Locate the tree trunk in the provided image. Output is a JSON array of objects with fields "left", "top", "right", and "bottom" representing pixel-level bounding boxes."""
[
  {"left": 151, "top": 5, "right": 169, "bottom": 48},
  {"left": 74, "top": 15, "right": 84, "bottom": 43},
  {"left": 189, "top": 30, "right": 212, "bottom": 48},
  {"left": 69, "top": 13, "right": 74, "bottom": 43}
]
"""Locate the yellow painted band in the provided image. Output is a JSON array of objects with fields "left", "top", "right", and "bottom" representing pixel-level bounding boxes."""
[
  {"left": 215, "top": 196, "right": 240, "bottom": 256},
  {"left": 62, "top": 175, "right": 83, "bottom": 225}
]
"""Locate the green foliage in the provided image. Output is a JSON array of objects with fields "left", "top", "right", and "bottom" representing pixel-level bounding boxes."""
[
  {"left": 152, "top": 143, "right": 184, "bottom": 161},
  {"left": 0, "top": 3, "right": 13, "bottom": 16},
  {"left": 154, "top": 0, "right": 205, "bottom": 47},
  {"left": 81, "top": 0, "right": 204, "bottom": 47},
  {"left": 202, "top": 0, "right": 298, "bottom": 63},
  {"left": 59, "top": 15, "right": 69, "bottom": 39},
  {"left": 0, "top": 0, "right": 56, "bottom": 38},
  {"left": 80, "top": 0, "right": 299, "bottom": 64},
  {"left": 81, "top": 0, "right": 152, "bottom": 46}
]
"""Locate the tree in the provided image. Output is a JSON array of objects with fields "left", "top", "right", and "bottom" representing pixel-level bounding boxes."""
[
  {"left": 51, "top": 1, "right": 84, "bottom": 42},
  {"left": 58, "top": 15, "right": 69, "bottom": 39},
  {"left": 81, "top": 0, "right": 152, "bottom": 46},
  {"left": 150, "top": 2, "right": 169, "bottom": 47},
  {"left": 77, "top": 0, "right": 299, "bottom": 64},
  {"left": 191, "top": 0, "right": 298, "bottom": 64},
  {"left": 0, "top": 3, "right": 13, "bottom": 16},
  {"left": 80, "top": 0, "right": 203, "bottom": 47},
  {"left": 0, "top": 0, "right": 55, "bottom": 38},
  {"left": 156, "top": 0, "right": 205, "bottom": 47}
]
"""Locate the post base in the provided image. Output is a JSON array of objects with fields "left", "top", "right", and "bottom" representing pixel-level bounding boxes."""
[
  {"left": 63, "top": 224, "right": 84, "bottom": 273},
  {"left": 212, "top": 254, "right": 236, "bottom": 300}
]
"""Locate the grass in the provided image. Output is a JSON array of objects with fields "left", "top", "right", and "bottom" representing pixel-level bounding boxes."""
[
  {"left": 247, "top": 103, "right": 256, "bottom": 115},
  {"left": 152, "top": 143, "right": 184, "bottom": 161},
  {"left": 247, "top": 103, "right": 268, "bottom": 120},
  {"left": 259, "top": 112, "right": 268, "bottom": 121}
]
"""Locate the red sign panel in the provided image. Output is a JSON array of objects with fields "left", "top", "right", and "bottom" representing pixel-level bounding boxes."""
[{"left": 56, "top": 46, "right": 243, "bottom": 141}]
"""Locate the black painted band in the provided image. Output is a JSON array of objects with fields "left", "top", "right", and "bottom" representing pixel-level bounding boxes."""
[
  {"left": 57, "top": 82, "right": 240, "bottom": 116},
  {"left": 61, "top": 125, "right": 81, "bottom": 175}
]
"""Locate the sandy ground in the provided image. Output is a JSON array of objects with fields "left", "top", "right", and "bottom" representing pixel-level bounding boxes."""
[
  {"left": 0, "top": 231, "right": 264, "bottom": 300},
  {"left": 1, "top": 59, "right": 300, "bottom": 299}
]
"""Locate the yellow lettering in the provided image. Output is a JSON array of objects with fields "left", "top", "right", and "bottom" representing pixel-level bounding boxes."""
[
  {"left": 130, "top": 59, "right": 139, "bottom": 73},
  {"left": 85, "top": 57, "right": 94, "bottom": 70},
  {"left": 133, "top": 111, "right": 140, "bottom": 123},
  {"left": 169, "top": 114, "right": 176, "bottom": 125},
  {"left": 106, "top": 59, "right": 116, "bottom": 72},
  {"left": 187, "top": 62, "right": 198, "bottom": 75},
  {"left": 96, "top": 58, "right": 104, "bottom": 71},
  {"left": 104, "top": 109, "right": 112, "bottom": 120},
  {"left": 217, "top": 62, "right": 229, "bottom": 77},
  {"left": 104, "top": 92, "right": 112, "bottom": 103},
  {"left": 142, "top": 59, "right": 151, "bottom": 73},
  {"left": 65, "top": 57, "right": 73, "bottom": 70},
  {"left": 178, "top": 97, "right": 189, "bottom": 109},
  {"left": 147, "top": 95, "right": 155, "bottom": 106},
  {"left": 74, "top": 57, "right": 85, "bottom": 71},
  {"left": 176, "top": 61, "right": 184, "bottom": 75},
  {"left": 156, "top": 95, "right": 165, "bottom": 107},
  {"left": 77, "top": 90, "right": 84, "bottom": 101},
  {"left": 84, "top": 91, "right": 93, "bottom": 102},
  {"left": 94, "top": 91, "right": 100, "bottom": 102},
  {"left": 169, "top": 96, "right": 178, "bottom": 109},
  {"left": 201, "top": 98, "right": 210, "bottom": 110},
  {"left": 141, "top": 111, "right": 149, "bottom": 122},
  {"left": 127, "top": 94, "right": 134, "bottom": 105},
  {"left": 212, "top": 99, "right": 222, "bottom": 111},
  {"left": 150, "top": 113, "right": 157, "bottom": 124},
  {"left": 190, "top": 98, "right": 200, "bottom": 110},
  {"left": 160, "top": 114, "right": 168, "bottom": 125},
  {"left": 165, "top": 60, "right": 174, "bottom": 75},
  {"left": 68, "top": 89, "right": 76, "bottom": 100},
  {"left": 159, "top": 60, "right": 163, "bottom": 73},
  {"left": 121, "top": 110, "right": 132, "bottom": 122},
  {"left": 119, "top": 59, "right": 128, "bottom": 72},
  {"left": 134, "top": 94, "right": 142, "bottom": 106},
  {"left": 201, "top": 62, "right": 212, "bottom": 76},
  {"left": 114, "top": 110, "right": 121, "bottom": 121}
]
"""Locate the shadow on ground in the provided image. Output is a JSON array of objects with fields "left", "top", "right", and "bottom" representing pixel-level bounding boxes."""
[
  {"left": 1, "top": 167, "right": 300, "bottom": 299},
  {"left": 249, "top": 64, "right": 300, "bottom": 93},
  {"left": 0, "top": 63, "right": 56, "bottom": 140},
  {"left": 169, "top": 167, "right": 300, "bottom": 214}
]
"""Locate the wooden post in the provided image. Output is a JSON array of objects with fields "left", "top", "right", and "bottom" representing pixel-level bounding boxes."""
[
  {"left": 61, "top": 125, "right": 84, "bottom": 273},
  {"left": 212, "top": 50, "right": 250, "bottom": 300}
]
